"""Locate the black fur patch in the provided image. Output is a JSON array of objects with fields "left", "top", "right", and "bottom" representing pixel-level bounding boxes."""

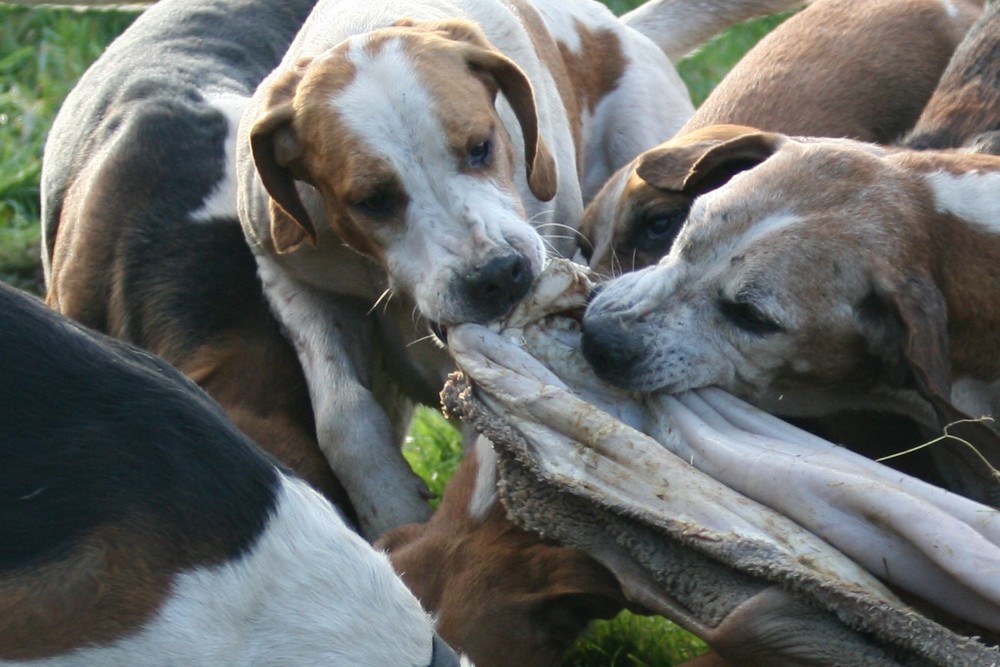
[{"left": 0, "top": 284, "right": 282, "bottom": 571}]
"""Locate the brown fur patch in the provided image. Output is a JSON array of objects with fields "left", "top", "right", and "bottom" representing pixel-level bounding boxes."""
[
  {"left": 682, "top": 0, "right": 981, "bottom": 143},
  {"left": 380, "top": 447, "right": 625, "bottom": 667},
  {"left": 178, "top": 339, "right": 351, "bottom": 510},
  {"left": 46, "top": 144, "right": 150, "bottom": 334},
  {"left": 507, "top": 0, "right": 584, "bottom": 178},
  {"left": 0, "top": 520, "right": 177, "bottom": 659},
  {"left": 557, "top": 22, "right": 625, "bottom": 117},
  {"left": 903, "top": 0, "right": 998, "bottom": 150}
]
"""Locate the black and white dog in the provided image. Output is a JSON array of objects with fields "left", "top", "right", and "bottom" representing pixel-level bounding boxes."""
[
  {"left": 0, "top": 282, "right": 463, "bottom": 666},
  {"left": 40, "top": 0, "right": 354, "bottom": 517}
]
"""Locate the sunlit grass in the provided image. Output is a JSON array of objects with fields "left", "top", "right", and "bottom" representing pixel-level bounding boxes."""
[{"left": 0, "top": 5, "right": 137, "bottom": 293}]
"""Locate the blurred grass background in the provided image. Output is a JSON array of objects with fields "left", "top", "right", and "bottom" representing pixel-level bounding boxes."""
[{"left": 0, "top": 2, "right": 788, "bottom": 664}]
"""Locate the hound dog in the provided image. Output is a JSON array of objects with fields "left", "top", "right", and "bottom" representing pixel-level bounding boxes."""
[
  {"left": 40, "top": 0, "right": 359, "bottom": 514},
  {"left": 235, "top": 0, "right": 805, "bottom": 538},
  {"left": 579, "top": 0, "right": 984, "bottom": 276},
  {"left": 582, "top": 127, "right": 1000, "bottom": 506},
  {"left": 0, "top": 282, "right": 462, "bottom": 666}
]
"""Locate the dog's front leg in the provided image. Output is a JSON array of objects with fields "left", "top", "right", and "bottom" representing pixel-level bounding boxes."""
[{"left": 256, "top": 259, "right": 434, "bottom": 540}]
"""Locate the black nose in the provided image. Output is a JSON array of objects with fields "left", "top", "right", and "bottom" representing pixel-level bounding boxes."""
[
  {"left": 581, "top": 314, "right": 641, "bottom": 383},
  {"left": 464, "top": 252, "right": 533, "bottom": 322}
]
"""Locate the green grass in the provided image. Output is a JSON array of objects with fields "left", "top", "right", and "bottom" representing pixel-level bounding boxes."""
[
  {"left": 0, "top": 6, "right": 137, "bottom": 291},
  {"left": 0, "top": 3, "right": 788, "bottom": 665}
]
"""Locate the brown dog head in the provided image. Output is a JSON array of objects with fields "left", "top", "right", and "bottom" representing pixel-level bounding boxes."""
[{"left": 579, "top": 125, "right": 770, "bottom": 277}]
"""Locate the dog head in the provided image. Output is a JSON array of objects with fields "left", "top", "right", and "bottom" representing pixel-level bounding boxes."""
[
  {"left": 579, "top": 125, "right": 764, "bottom": 277},
  {"left": 248, "top": 19, "right": 558, "bottom": 326},
  {"left": 582, "top": 127, "right": 978, "bottom": 419}
]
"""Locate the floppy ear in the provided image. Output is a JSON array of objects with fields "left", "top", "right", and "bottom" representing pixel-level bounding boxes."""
[
  {"left": 857, "top": 274, "right": 1000, "bottom": 505},
  {"left": 636, "top": 126, "right": 781, "bottom": 197},
  {"left": 249, "top": 63, "right": 318, "bottom": 254},
  {"left": 426, "top": 19, "right": 557, "bottom": 202}
]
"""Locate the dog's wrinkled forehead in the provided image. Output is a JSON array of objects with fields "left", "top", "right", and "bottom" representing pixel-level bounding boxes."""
[{"left": 674, "top": 140, "right": 899, "bottom": 266}]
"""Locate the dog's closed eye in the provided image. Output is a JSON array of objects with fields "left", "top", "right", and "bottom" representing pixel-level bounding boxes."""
[{"left": 718, "top": 296, "right": 784, "bottom": 335}]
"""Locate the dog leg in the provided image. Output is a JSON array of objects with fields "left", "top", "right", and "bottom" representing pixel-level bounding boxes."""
[{"left": 256, "top": 259, "right": 433, "bottom": 539}]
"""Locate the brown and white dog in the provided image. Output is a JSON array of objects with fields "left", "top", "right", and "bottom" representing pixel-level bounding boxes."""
[
  {"left": 579, "top": 0, "right": 984, "bottom": 276},
  {"left": 582, "top": 128, "right": 1000, "bottom": 506},
  {"left": 0, "top": 281, "right": 463, "bottom": 667},
  {"left": 235, "top": 0, "right": 802, "bottom": 538}
]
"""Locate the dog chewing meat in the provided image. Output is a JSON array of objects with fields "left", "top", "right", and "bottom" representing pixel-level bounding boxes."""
[
  {"left": 582, "top": 130, "right": 1000, "bottom": 506},
  {"left": 235, "top": 0, "right": 792, "bottom": 538}
]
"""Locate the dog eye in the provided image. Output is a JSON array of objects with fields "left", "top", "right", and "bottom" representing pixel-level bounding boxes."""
[
  {"left": 469, "top": 139, "right": 492, "bottom": 168},
  {"left": 632, "top": 208, "right": 688, "bottom": 253},
  {"left": 718, "top": 298, "right": 783, "bottom": 335},
  {"left": 353, "top": 189, "right": 401, "bottom": 218}
]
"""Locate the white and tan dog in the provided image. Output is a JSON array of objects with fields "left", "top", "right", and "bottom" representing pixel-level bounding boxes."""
[
  {"left": 582, "top": 127, "right": 1000, "bottom": 506},
  {"left": 235, "top": 0, "right": 793, "bottom": 538}
]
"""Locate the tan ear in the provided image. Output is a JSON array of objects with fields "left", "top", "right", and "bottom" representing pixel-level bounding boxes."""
[
  {"left": 858, "top": 274, "right": 1000, "bottom": 505},
  {"left": 472, "top": 47, "right": 557, "bottom": 201},
  {"left": 436, "top": 20, "right": 556, "bottom": 202},
  {"left": 249, "top": 64, "right": 318, "bottom": 254},
  {"left": 636, "top": 125, "right": 781, "bottom": 197}
]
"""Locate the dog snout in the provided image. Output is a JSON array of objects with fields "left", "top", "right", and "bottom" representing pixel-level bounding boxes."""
[
  {"left": 581, "top": 314, "right": 642, "bottom": 384},
  {"left": 463, "top": 252, "right": 533, "bottom": 322}
]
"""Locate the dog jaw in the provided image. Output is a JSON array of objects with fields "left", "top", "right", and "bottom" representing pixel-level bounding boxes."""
[{"left": 247, "top": 23, "right": 554, "bottom": 326}]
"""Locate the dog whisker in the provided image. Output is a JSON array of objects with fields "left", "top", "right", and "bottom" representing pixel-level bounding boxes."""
[
  {"left": 609, "top": 247, "right": 623, "bottom": 279},
  {"left": 541, "top": 234, "right": 579, "bottom": 243},
  {"left": 368, "top": 287, "right": 395, "bottom": 316},
  {"left": 535, "top": 220, "right": 586, "bottom": 243},
  {"left": 539, "top": 236, "right": 562, "bottom": 257},
  {"left": 406, "top": 333, "right": 440, "bottom": 348}
]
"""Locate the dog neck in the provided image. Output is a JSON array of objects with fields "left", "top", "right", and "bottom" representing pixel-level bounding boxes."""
[{"left": 916, "top": 158, "right": 1000, "bottom": 382}]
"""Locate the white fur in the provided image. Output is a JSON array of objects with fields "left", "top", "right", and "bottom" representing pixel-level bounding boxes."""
[
  {"left": 951, "top": 377, "right": 1000, "bottom": 423},
  {"left": 190, "top": 91, "right": 248, "bottom": 223},
  {"left": 254, "top": 258, "right": 435, "bottom": 537},
  {"left": 8, "top": 475, "right": 437, "bottom": 667},
  {"left": 469, "top": 436, "right": 499, "bottom": 521},
  {"left": 926, "top": 170, "right": 1000, "bottom": 234},
  {"left": 940, "top": 0, "right": 960, "bottom": 19}
]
